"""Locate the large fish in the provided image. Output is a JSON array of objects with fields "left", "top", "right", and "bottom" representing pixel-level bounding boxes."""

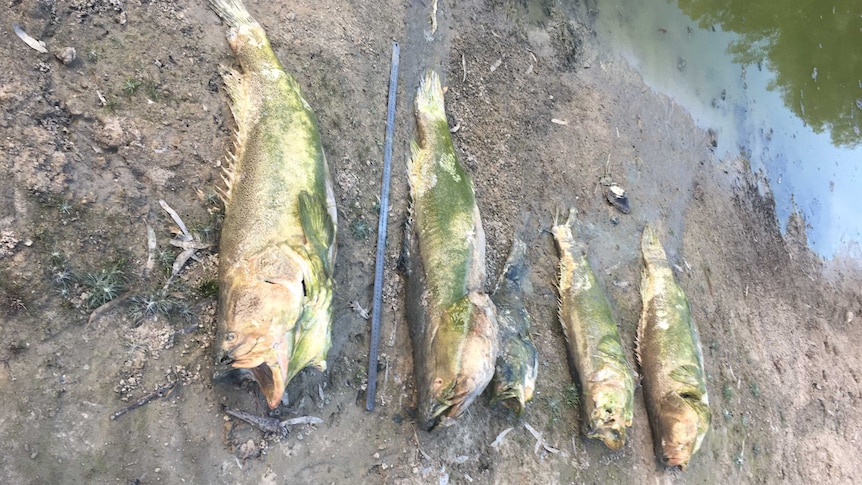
[
  {"left": 638, "top": 224, "right": 710, "bottom": 469},
  {"left": 552, "top": 209, "right": 634, "bottom": 450},
  {"left": 405, "top": 70, "right": 498, "bottom": 430},
  {"left": 210, "top": 0, "right": 337, "bottom": 409},
  {"left": 489, "top": 237, "right": 538, "bottom": 416}
]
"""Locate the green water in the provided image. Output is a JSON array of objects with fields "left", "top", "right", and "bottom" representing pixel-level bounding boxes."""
[{"left": 589, "top": 0, "right": 862, "bottom": 258}]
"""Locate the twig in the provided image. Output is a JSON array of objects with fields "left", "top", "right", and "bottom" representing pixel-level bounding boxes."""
[
  {"left": 224, "top": 407, "right": 323, "bottom": 435},
  {"left": 524, "top": 422, "right": 561, "bottom": 455},
  {"left": 224, "top": 407, "right": 283, "bottom": 434},
  {"left": 281, "top": 416, "right": 324, "bottom": 426},
  {"left": 88, "top": 291, "right": 133, "bottom": 326},
  {"left": 110, "top": 380, "right": 178, "bottom": 420},
  {"left": 144, "top": 223, "right": 157, "bottom": 277}
]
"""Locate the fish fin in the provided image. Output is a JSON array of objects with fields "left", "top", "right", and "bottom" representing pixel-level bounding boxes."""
[
  {"left": 493, "top": 237, "right": 527, "bottom": 294},
  {"left": 250, "top": 362, "right": 286, "bottom": 409},
  {"left": 416, "top": 69, "right": 446, "bottom": 121},
  {"left": 298, "top": 191, "right": 336, "bottom": 272},
  {"left": 407, "top": 139, "right": 425, "bottom": 196},
  {"left": 209, "top": 0, "right": 255, "bottom": 27},
  {"left": 641, "top": 223, "right": 668, "bottom": 263},
  {"left": 565, "top": 207, "right": 578, "bottom": 228},
  {"left": 218, "top": 65, "right": 251, "bottom": 202},
  {"left": 596, "top": 334, "right": 626, "bottom": 362},
  {"left": 669, "top": 364, "right": 704, "bottom": 388}
]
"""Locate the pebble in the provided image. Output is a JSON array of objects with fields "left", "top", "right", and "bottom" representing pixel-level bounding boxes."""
[{"left": 54, "top": 47, "right": 76, "bottom": 66}]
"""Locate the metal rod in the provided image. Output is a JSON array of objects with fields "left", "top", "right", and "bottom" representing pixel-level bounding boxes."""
[{"left": 367, "top": 40, "right": 400, "bottom": 411}]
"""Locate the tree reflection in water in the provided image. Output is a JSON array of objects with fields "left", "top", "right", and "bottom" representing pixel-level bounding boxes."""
[{"left": 676, "top": 0, "right": 862, "bottom": 148}]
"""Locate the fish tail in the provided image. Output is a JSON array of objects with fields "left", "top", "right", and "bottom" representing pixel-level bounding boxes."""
[
  {"left": 209, "top": 0, "right": 256, "bottom": 27},
  {"left": 415, "top": 69, "right": 446, "bottom": 121},
  {"left": 500, "top": 238, "right": 527, "bottom": 284},
  {"left": 641, "top": 223, "right": 668, "bottom": 265}
]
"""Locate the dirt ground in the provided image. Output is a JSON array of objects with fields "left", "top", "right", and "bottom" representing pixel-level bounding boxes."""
[{"left": 1, "top": 1, "right": 861, "bottom": 484}]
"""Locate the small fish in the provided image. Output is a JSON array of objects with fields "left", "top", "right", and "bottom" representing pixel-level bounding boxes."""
[
  {"left": 638, "top": 224, "right": 710, "bottom": 469},
  {"left": 210, "top": 0, "right": 337, "bottom": 409},
  {"left": 489, "top": 237, "right": 538, "bottom": 415},
  {"left": 552, "top": 209, "right": 634, "bottom": 450},
  {"left": 405, "top": 70, "right": 498, "bottom": 430}
]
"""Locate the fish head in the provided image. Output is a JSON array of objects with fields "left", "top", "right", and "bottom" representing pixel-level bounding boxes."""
[
  {"left": 216, "top": 249, "right": 306, "bottom": 408},
  {"left": 585, "top": 378, "right": 632, "bottom": 450},
  {"left": 658, "top": 391, "right": 711, "bottom": 469},
  {"left": 491, "top": 337, "right": 538, "bottom": 416},
  {"left": 420, "top": 293, "right": 497, "bottom": 430}
]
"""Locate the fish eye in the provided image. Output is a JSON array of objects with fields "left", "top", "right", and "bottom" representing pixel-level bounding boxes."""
[{"left": 225, "top": 332, "right": 237, "bottom": 342}]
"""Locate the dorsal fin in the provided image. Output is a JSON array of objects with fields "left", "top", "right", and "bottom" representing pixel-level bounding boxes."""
[{"left": 217, "top": 65, "right": 251, "bottom": 202}]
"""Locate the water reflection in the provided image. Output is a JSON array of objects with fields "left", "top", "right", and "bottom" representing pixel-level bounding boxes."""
[
  {"left": 676, "top": 0, "right": 862, "bottom": 148},
  {"left": 586, "top": 0, "right": 862, "bottom": 259}
]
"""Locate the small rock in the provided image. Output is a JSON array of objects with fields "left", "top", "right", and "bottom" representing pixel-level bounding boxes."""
[
  {"left": 236, "top": 439, "right": 259, "bottom": 460},
  {"left": 54, "top": 47, "right": 77, "bottom": 66},
  {"left": 606, "top": 184, "right": 631, "bottom": 214}
]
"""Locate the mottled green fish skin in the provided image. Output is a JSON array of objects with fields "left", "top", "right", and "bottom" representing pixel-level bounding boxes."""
[
  {"left": 407, "top": 70, "right": 498, "bottom": 430},
  {"left": 552, "top": 210, "right": 634, "bottom": 450},
  {"left": 490, "top": 238, "right": 538, "bottom": 416},
  {"left": 638, "top": 224, "right": 710, "bottom": 470},
  {"left": 210, "top": 0, "right": 337, "bottom": 409}
]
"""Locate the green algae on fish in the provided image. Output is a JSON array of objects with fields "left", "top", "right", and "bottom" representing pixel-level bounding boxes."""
[
  {"left": 210, "top": 0, "right": 337, "bottom": 409},
  {"left": 490, "top": 237, "right": 538, "bottom": 415},
  {"left": 638, "top": 224, "right": 710, "bottom": 469},
  {"left": 552, "top": 209, "right": 634, "bottom": 450},
  {"left": 405, "top": 70, "right": 498, "bottom": 430}
]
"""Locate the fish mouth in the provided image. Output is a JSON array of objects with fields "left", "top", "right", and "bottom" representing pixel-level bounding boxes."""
[
  {"left": 662, "top": 445, "right": 693, "bottom": 469},
  {"left": 586, "top": 402, "right": 630, "bottom": 450},
  {"left": 213, "top": 339, "right": 289, "bottom": 409},
  {"left": 423, "top": 379, "right": 475, "bottom": 431},
  {"left": 587, "top": 421, "right": 626, "bottom": 451},
  {"left": 490, "top": 383, "right": 527, "bottom": 416},
  {"left": 212, "top": 352, "right": 236, "bottom": 380}
]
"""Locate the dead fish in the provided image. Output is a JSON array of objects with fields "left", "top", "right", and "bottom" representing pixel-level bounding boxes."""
[
  {"left": 552, "top": 209, "right": 635, "bottom": 450},
  {"left": 210, "top": 0, "right": 337, "bottom": 409},
  {"left": 405, "top": 70, "right": 498, "bottom": 430},
  {"left": 489, "top": 237, "right": 538, "bottom": 416},
  {"left": 638, "top": 224, "right": 710, "bottom": 469}
]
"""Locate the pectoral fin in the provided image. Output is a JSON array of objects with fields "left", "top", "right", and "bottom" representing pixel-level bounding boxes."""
[
  {"left": 298, "top": 191, "right": 335, "bottom": 272},
  {"left": 669, "top": 364, "right": 704, "bottom": 388}
]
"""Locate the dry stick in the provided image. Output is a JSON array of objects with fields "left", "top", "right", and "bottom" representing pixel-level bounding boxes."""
[
  {"left": 224, "top": 407, "right": 283, "bottom": 434},
  {"left": 110, "top": 380, "right": 178, "bottom": 420},
  {"left": 366, "top": 40, "right": 400, "bottom": 411},
  {"left": 87, "top": 291, "right": 133, "bottom": 326}
]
